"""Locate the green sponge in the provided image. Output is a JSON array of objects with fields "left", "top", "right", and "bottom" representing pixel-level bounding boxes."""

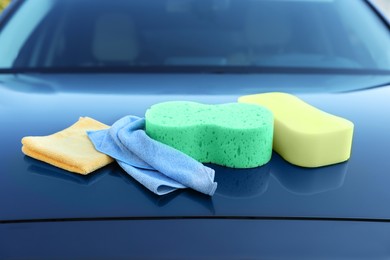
[{"left": 145, "top": 101, "right": 273, "bottom": 168}]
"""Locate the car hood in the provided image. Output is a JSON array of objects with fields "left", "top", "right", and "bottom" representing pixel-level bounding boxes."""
[{"left": 1, "top": 73, "right": 390, "bottom": 222}]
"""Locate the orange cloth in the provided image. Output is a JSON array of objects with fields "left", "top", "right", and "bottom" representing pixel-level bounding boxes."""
[{"left": 22, "top": 117, "right": 113, "bottom": 175}]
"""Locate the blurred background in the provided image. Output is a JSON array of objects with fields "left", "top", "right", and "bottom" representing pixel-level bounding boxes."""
[
  {"left": 375, "top": 0, "right": 390, "bottom": 15},
  {"left": 0, "top": 0, "right": 390, "bottom": 15},
  {"left": 0, "top": 0, "right": 389, "bottom": 18},
  {"left": 0, "top": 0, "right": 10, "bottom": 11}
]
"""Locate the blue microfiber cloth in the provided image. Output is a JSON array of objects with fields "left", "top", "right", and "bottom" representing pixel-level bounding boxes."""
[{"left": 87, "top": 116, "right": 217, "bottom": 196}]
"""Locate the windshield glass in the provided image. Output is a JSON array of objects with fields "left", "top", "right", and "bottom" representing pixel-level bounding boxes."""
[{"left": 0, "top": 0, "right": 390, "bottom": 72}]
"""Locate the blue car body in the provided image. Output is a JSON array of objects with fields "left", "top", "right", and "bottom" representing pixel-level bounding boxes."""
[{"left": 1, "top": 0, "right": 390, "bottom": 259}]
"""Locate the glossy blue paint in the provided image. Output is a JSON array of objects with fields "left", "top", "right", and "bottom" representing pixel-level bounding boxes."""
[
  {"left": 0, "top": 73, "right": 389, "bottom": 94},
  {"left": 2, "top": 219, "right": 390, "bottom": 259},
  {"left": 1, "top": 0, "right": 390, "bottom": 258},
  {"left": 1, "top": 74, "right": 390, "bottom": 222}
]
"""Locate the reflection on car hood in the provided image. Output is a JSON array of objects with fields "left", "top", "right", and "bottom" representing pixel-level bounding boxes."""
[{"left": 1, "top": 73, "right": 390, "bottom": 222}]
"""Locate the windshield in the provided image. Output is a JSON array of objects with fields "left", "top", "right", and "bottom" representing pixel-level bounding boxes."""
[{"left": 0, "top": 0, "right": 390, "bottom": 72}]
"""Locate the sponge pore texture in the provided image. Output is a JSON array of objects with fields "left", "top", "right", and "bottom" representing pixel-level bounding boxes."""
[
  {"left": 145, "top": 101, "right": 273, "bottom": 168},
  {"left": 239, "top": 92, "right": 354, "bottom": 167}
]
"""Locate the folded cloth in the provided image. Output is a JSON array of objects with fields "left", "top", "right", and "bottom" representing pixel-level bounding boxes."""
[
  {"left": 22, "top": 117, "right": 114, "bottom": 175},
  {"left": 87, "top": 116, "right": 217, "bottom": 196}
]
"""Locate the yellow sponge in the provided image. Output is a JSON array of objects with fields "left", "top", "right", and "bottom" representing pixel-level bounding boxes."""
[{"left": 239, "top": 92, "right": 354, "bottom": 167}]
